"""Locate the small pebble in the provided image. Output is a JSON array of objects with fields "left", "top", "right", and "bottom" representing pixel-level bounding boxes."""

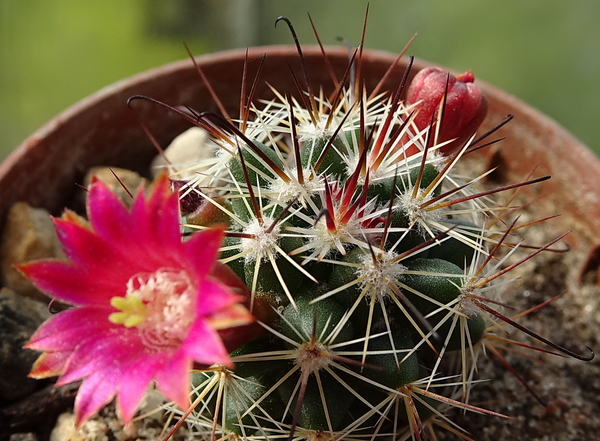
[
  {"left": 83, "top": 167, "right": 146, "bottom": 208},
  {"left": 0, "top": 202, "right": 63, "bottom": 301},
  {"left": 151, "top": 126, "right": 218, "bottom": 180},
  {"left": 9, "top": 433, "right": 38, "bottom": 441}
]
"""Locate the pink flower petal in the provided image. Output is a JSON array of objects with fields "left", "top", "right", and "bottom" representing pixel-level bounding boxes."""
[
  {"left": 74, "top": 371, "right": 118, "bottom": 427},
  {"left": 154, "top": 351, "right": 192, "bottom": 410},
  {"left": 59, "top": 330, "right": 145, "bottom": 384},
  {"left": 196, "top": 278, "right": 242, "bottom": 318},
  {"left": 116, "top": 357, "right": 163, "bottom": 422},
  {"left": 87, "top": 179, "right": 135, "bottom": 245},
  {"left": 130, "top": 177, "right": 184, "bottom": 266},
  {"left": 184, "top": 228, "right": 225, "bottom": 280},
  {"left": 26, "top": 306, "right": 113, "bottom": 352},
  {"left": 87, "top": 178, "right": 182, "bottom": 271},
  {"left": 208, "top": 303, "right": 254, "bottom": 331},
  {"left": 28, "top": 350, "right": 71, "bottom": 379},
  {"left": 145, "top": 175, "right": 182, "bottom": 249},
  {"left": 183, "top": 319, "right": 232, "bottom": 367},
  {"left": 54, "top": 217, "right": 152, "bottom": 277},
  {"left": 19, "top": 261, "right": 125, "bottom": 305}
]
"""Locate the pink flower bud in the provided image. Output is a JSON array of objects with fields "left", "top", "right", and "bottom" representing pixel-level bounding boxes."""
[{"left": 406, "top": 67, "right": 487, "bottom": 155}]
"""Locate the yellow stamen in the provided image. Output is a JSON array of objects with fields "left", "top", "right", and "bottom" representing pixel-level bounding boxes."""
[{"left": 109, "top": 294, "right": 147, "bottom": 328}]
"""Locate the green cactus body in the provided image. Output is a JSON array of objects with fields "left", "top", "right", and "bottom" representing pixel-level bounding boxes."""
[
  {"left": 279, "top": 295, "right": 355, "bottom": 345},
  {"left": 426, "top": 219, "right": 482, "bottom": 268},
  {"left": 300, "top": 135, "right": 349, "bottom": 177},
  {"left": 402, "top": 257, "right": 464, "bottom": 315},
  {"left": 161, "top": 28, "right": 588, "bottom": 441},
  {"left": 277, "top": 371, "right": 354, "bottom": 432},
  {"left": 358, "top": 327, "right": 420, "bottom": 389},
  {"left": 181, "top": 88, "right": 518, "bottom": 438},
  {"left": 432, "top": 311, "right": 486, "bottom": 352}
]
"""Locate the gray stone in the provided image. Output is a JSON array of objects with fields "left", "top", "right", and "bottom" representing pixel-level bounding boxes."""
[{"left": 0, "top": 288, "right": 51, "bottom": 405}]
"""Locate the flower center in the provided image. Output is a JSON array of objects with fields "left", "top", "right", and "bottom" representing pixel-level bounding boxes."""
[{"left": 109, "top": 268, "right": 196, "bottom": 350}]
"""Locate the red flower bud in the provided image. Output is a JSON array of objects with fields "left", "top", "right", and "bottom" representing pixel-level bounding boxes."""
[{"left": 405, "top": 67, "right": 487, "bottom": 155}]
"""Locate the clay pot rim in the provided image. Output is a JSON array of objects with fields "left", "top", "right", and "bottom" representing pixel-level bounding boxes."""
[
  {"left": 1, "top": 45, "right": 598, "bottom": 239},
  {"left": 2, "top": 44, "right": 592, "bottom": 175}
]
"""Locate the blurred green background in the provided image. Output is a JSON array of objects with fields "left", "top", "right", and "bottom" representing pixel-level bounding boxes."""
[{"left": 1, "top": 0, "right": 599, "bottom": 161}]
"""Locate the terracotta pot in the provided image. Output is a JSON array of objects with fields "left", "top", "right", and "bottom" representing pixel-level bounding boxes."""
[
  {"left": 2, "top": 46, "right": 598, "bottom": 274},
  {"left": 1, "top": 46, "right": 598, "bottom": 243},
  {"left": 1, "top": 45, "right": 598, "bottom": 438}
]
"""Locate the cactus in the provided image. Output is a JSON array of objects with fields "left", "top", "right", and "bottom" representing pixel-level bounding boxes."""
[
  {"left": 20, "top": 14, "right": 594, "bottom": 441},
  {"left": 125, "top": 18, "right": 595, "bottom": 441}
]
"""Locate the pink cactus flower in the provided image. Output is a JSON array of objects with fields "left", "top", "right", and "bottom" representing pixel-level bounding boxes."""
[
  {"left": 19, "top": 174, "right": 254, "bottom": 426},
  {"left": 405, "top": 67, "right": 488, "bottom": 155}
]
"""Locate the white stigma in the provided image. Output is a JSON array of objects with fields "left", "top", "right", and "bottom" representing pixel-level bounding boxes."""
[{"left": 124, "top": 268, "right": 195, "bottom": 351}]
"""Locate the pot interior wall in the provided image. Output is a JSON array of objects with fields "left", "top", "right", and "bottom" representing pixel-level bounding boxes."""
[{"left": 1, "top": 46, "right": 598, "bottom": 249}]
